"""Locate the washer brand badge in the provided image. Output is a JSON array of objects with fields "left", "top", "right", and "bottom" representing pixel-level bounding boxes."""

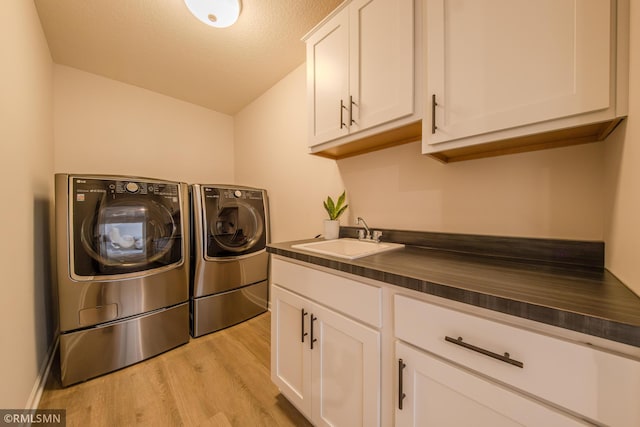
[
  {"left": 76, "top": 194, "right": 85, "bottom": 202},
  {"left": 77, "top": 179, "right": 86, "bottom": 183}
]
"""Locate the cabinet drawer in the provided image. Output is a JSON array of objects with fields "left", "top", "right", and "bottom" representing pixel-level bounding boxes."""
[
  {"left": 394, "top": 294, "right": 640, "bottom": 426},
  {"left": 396, "top": 341, "right": 586, "bottom": 427},
  {"left": 271, "top": 258, "right": 382, "bottom": 328}
]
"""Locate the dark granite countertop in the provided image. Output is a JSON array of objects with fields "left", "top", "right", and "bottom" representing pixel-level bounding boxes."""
[{"left": 268, "top": 231, "right": 640, "bottom": 349}]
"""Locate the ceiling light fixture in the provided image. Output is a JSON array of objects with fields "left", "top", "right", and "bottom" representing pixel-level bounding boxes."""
[{"left": 184, "top": 0, "right": 241, "bottom": 28}]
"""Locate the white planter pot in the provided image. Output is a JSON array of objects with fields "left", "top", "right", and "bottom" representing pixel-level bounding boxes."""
[{"left": 323, "top": 220, "right": 340, "bottom": 240}]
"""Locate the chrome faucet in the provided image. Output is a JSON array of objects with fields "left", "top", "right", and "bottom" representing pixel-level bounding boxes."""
[
  {"left": 357, "top": 217, "right": 383, "bottom": 242},
  {"left": 356, "top": 217, "right": 371, "bottom": 239}
]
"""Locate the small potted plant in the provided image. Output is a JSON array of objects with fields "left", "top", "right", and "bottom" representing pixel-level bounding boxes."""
[{"left": 323, "top": 191, "right": 348, "bottom": 240}]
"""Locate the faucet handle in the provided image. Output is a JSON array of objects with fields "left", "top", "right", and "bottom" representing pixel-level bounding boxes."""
[
  {"left": 357, "top": 229, "right": 365, "bottom": 240},
  {"left": 372, "top": 230, "right": 383, "bottom": 242}
]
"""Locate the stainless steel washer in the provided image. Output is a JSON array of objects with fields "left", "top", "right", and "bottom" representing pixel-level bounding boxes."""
[
  {"left": 55, "top": 174, "right": 190, "bottom": 386},
  {"left": 190, "top": 184, "right": 269, "bottom": 337}
]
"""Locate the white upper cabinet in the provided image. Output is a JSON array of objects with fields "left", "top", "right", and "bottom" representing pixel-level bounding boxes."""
[
  {"left": 304, "top": 0, "right": 421, "bottom": 158},
  {"left": 305, "top": 9, "right": 350, "bottom": 144},
  {"left": 424, "top": 0, "right": 629, "bottom": 162},
  {"left": 349, "top": 0, "right": 415, "bottom": 133}
]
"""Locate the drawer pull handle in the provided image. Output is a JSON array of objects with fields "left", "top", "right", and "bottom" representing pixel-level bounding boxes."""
[
  {"left": 445, "top": 336, "right": 524, "bottom": 368},
  {"left": 398, "top": 359, "right": 407, "bottom": 410}
]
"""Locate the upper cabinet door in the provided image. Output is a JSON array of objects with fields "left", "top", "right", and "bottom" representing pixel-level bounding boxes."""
[
  {"left": 426, "top": 0, "right": 611, "bottom": 146},
  {"left": 306, "top": 9, "right": 350, "bottom": 146},
  {"left": 350, "top": 0, "right": 415, "bottom": 133},
  {"left": 305, "top": 0, "right": 418, "bottom": 151}
]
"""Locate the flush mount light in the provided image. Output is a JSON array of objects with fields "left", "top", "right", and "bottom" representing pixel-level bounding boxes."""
[{"left": 184, "top": 0, "right": 241, "bottom": 28}]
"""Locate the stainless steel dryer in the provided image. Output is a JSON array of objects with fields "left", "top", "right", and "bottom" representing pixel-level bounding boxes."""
[
  {"left": 55, "top": 174, "right": 190, "bottom": 386},
  {"left": 190, "top": 184, "right": 269, "bottom": 337}
]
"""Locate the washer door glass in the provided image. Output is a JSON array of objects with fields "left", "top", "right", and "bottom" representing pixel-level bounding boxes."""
[
  {"left": 75, "top": 198, "right": 181, "bottom": 277},
  {"left": 209, "top": 201, "right": 264, "bottom": 254}
]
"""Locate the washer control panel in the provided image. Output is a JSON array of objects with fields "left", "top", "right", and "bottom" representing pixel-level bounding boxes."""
[
  {"left": 203, "top": 186, "right": 264, "bottom": 201},
  {"left": 73, "top": 177, "right": 179, "bottom": 202},
  {"left": 125, "top": 182, "right": 140, "bottom": 193}
]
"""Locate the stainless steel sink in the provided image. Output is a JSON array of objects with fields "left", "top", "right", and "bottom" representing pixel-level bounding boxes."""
[{"left": 291, "top": 238, "right": 404, "bottom": 260}]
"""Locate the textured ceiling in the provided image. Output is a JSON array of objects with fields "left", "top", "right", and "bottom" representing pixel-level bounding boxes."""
[{"left": 35, "top": 0, "right": 343, "bottom": 115}]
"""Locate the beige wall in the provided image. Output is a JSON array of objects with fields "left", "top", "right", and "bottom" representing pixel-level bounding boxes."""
[
  {"left": 604, "top": 2, "right": 640, "bottom": 296},
  {"left": 0, "top": 1, "right": 54, "bottom": 409},
  {"left": 338, "top": 141, "right": 604, "bottom": 240},
  {"left": 234, "top": 65, "right": 344, "bottom": 242},
  {"left": 54, "top": 65, "right": 235, "bottom": 184}
]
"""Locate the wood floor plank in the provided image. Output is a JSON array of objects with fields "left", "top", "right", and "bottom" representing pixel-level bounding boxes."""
[{"left": 38, "top": 312, "right": 312, "bottom": 427}]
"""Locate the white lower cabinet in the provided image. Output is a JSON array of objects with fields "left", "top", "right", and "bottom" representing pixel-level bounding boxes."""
[
  {"left": 395, "top": 341, "right": 586, "bottom": 427},
  {"left": 270, "top": 258, "right": 640, "bottom": 426},
  {"left": 394, "top": 294, "right": 640, "bottom": 426},
  {"left": 271, "top": 283, "right": 381, "bottom": 426},
  {"left": 271, "top": 284, "right": 313, "bottom": 416}
]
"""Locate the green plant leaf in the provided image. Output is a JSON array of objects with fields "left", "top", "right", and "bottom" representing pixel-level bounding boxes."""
[
  {"left": 334, "top": 204, "right": 348, "bottom": 220},
  {"left": 323, "top": 200, "right": 330, "bottom": 214},
  {"left": 323, "top": 191, "right": 348, "bottom": 220},
  {"left": 336, "top": 191, "right": 346, "bottom": 211},
  {"left": 324, "top": 199, "right": 334, "bottom": 219}
]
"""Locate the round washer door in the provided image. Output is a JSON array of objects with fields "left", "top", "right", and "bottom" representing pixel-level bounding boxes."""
[
  {"left": 80, "top": 200, "right": 177, "bottom": 268},
  {"left": 71, "top": 178, "right": 183, "bottom": 279},
  {"left": 208, "top": 200, "right": 265, "bottom": 256}
]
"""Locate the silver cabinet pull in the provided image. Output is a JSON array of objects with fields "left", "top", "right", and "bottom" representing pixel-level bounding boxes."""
[
  {"left": 431, "top": 94, "right": 438, "bottom": 134},
  {"left": 340, "top": 99, "right": 348, "bottom": 129},
  {"left": 349, "top": 95, "right": 356, "bottom": 125},
  {"left": 445, "top": 336, "right": 524, "bottom": 368}
]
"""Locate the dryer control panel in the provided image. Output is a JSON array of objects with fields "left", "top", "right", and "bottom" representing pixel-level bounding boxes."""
[{"left": 205, "top": 187, "right": 264, "bottom": 201}]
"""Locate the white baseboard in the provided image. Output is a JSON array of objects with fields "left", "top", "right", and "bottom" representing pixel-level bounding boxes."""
[{"left": 25, "top": 336, "right": 58, "bottom": 410}]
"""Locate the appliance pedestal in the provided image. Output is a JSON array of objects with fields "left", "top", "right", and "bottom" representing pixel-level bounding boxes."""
[{"left": 191, "top": 281, "right": 268, "bottom": 337}]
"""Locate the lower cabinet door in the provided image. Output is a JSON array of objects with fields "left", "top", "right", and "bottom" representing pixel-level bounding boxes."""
[
  {"left": 271, "top": 285, "right": 313, "bottom": 417},
  {"left": 272, "top": 284, "right": 382, "bottom": 426},
  {"left": 395, "top": 341, "right": 587, "bottom": 427},
  {"left": 312, "top": 303, "right": 381, "bottom": 427}
]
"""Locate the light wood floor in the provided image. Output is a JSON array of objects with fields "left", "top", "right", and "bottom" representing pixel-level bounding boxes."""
[{"left": 38, "top": 312, "right": 312, "bottom": 427}]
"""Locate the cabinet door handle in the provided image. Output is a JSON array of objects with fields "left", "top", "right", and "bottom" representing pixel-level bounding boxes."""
[
  {"left": 431, "top": 94, "right": 438, "bottom": 134},
  {"left": 349, "top": 95, "right": 356, "bottom": 125},
  {"left": 310, "top": 314, "right": 318, "bottom": 350},
  {"left": 445, "top": 336, "right": 524, "bottom": 368},
  {"left": 301, "top": 309, "right": 308, "bottom": 343},
  {"left": 398, "top": 358, "right": 407, "bottom": 410},
  {"left": 340, "top": 99, "right": 348, "bottom": 129}
]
